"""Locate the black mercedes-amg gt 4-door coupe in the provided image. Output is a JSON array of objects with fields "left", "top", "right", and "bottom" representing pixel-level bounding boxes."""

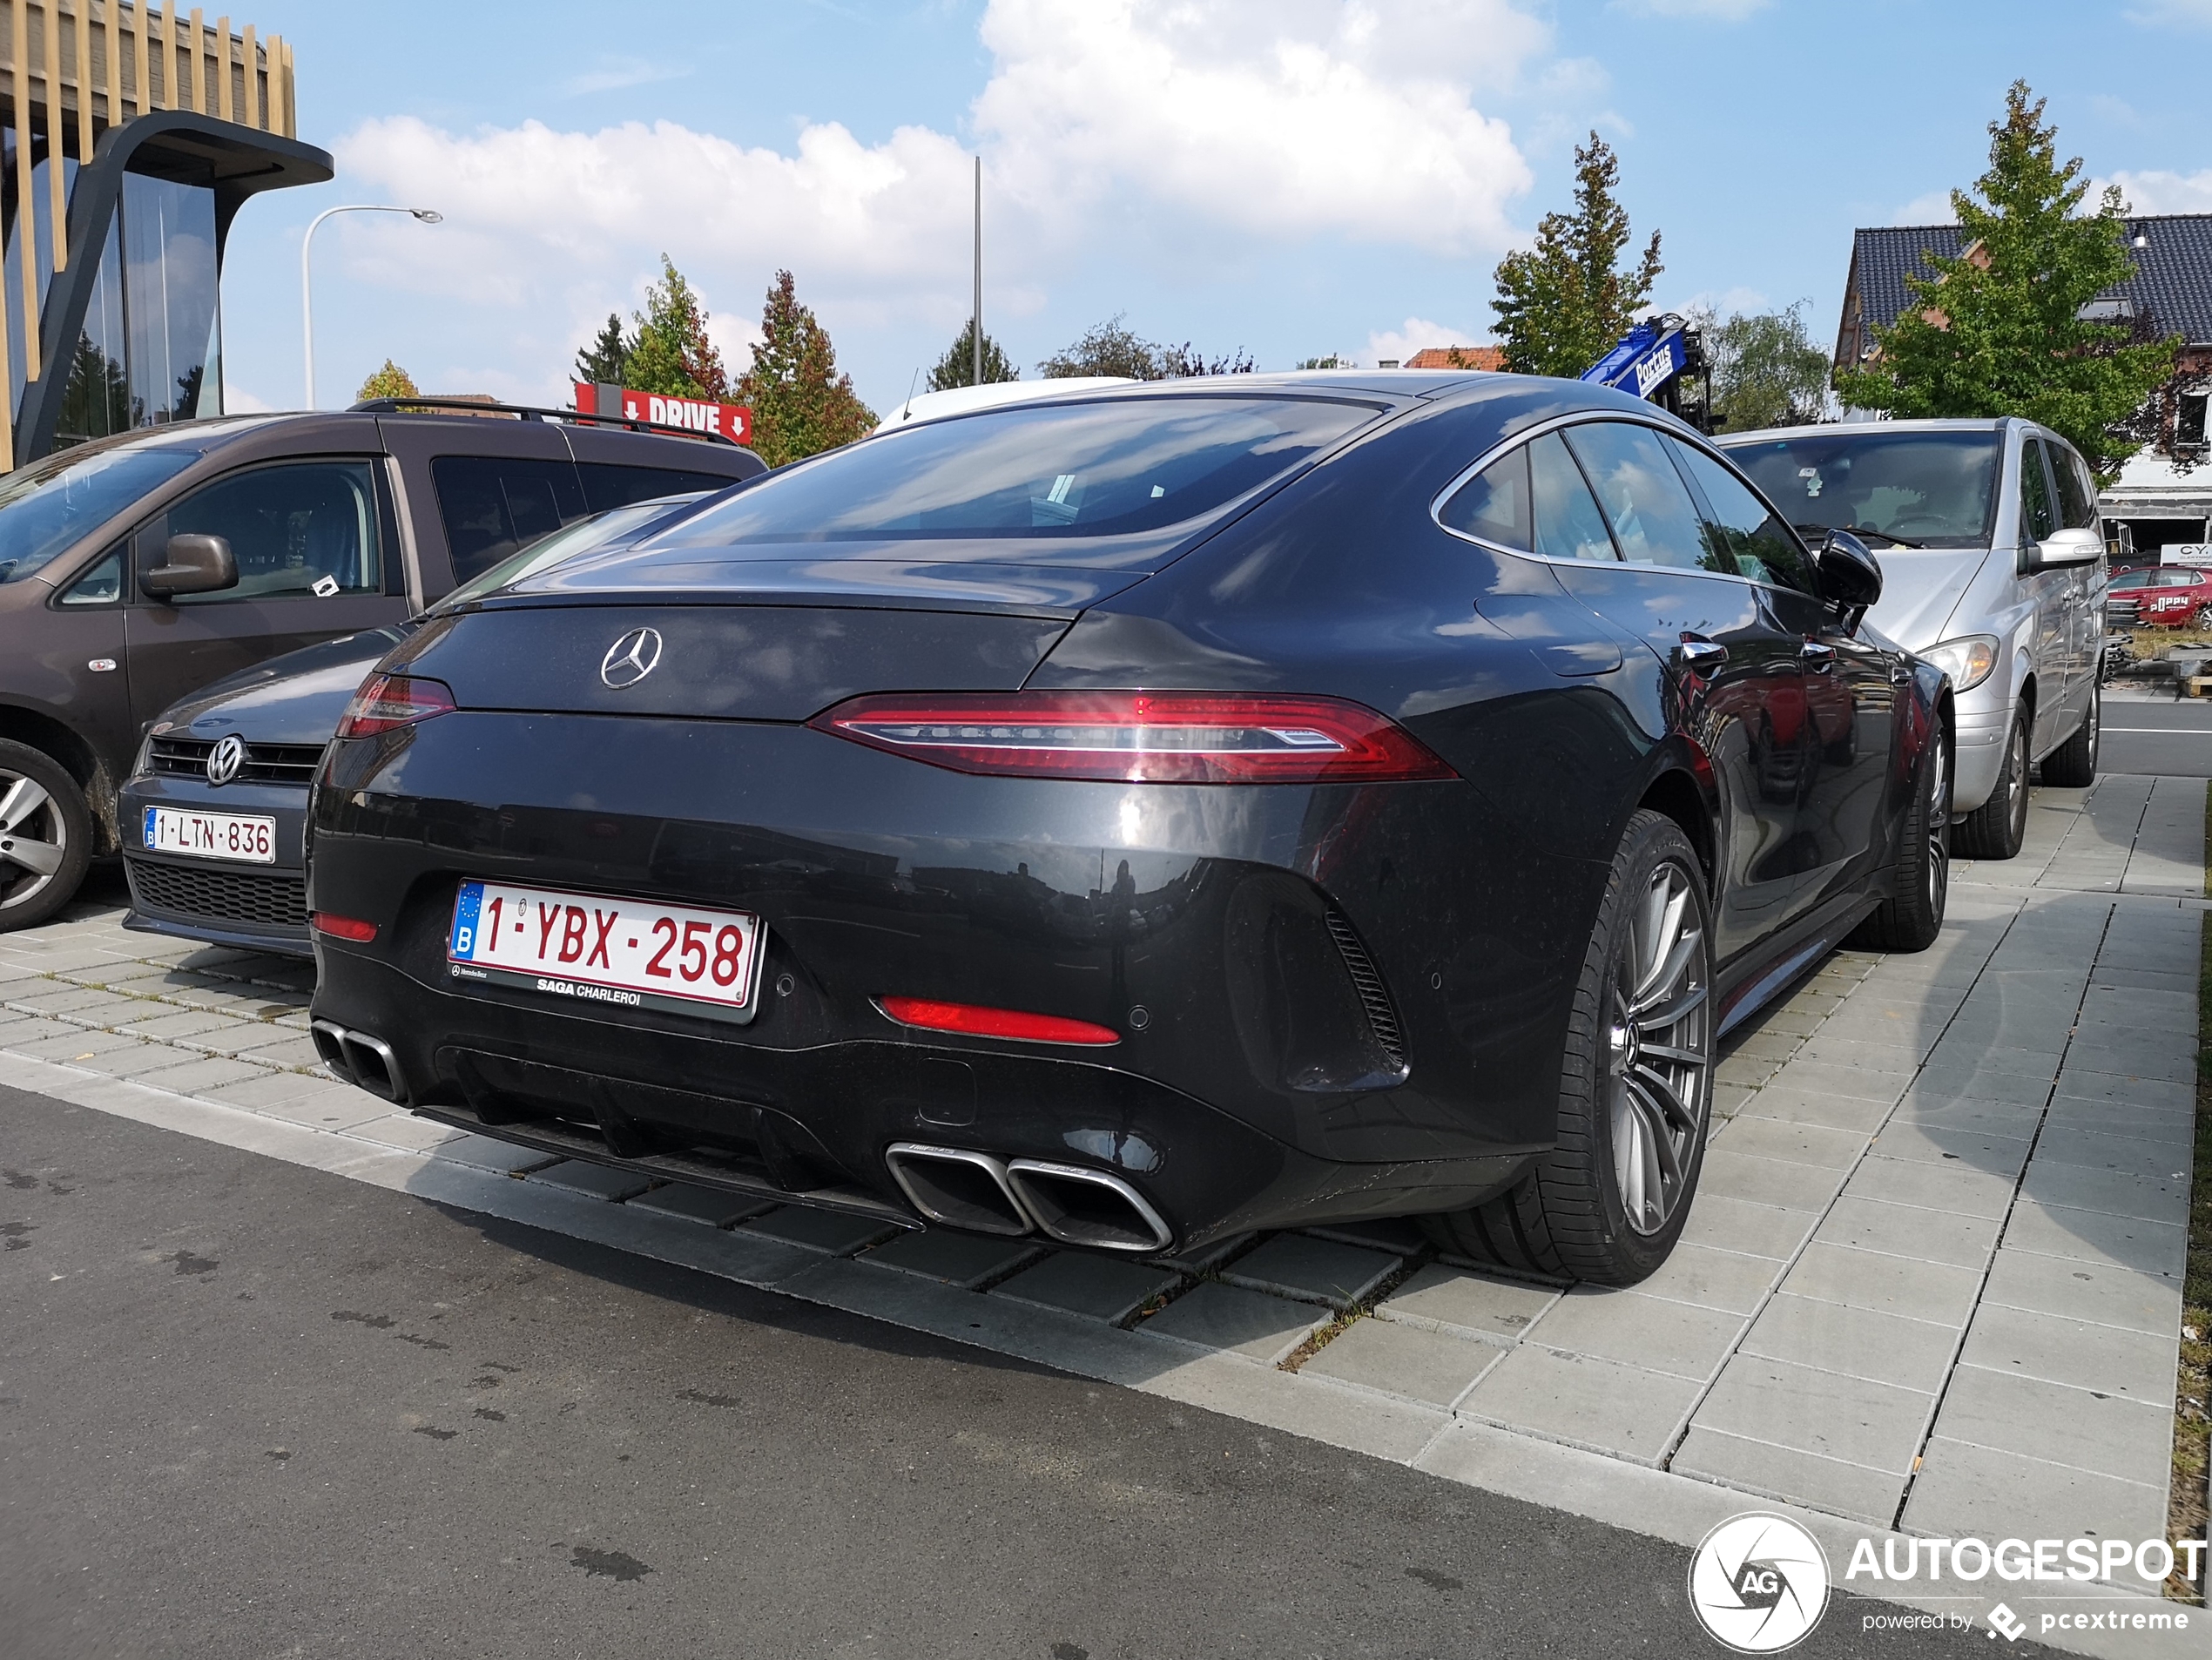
[{"left": 305, "top": 371, "right": 1949, "bottom": 1285}]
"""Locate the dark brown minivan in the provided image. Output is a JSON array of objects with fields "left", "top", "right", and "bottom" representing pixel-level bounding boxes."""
[{"left": 0, "top": 407, "right": 764, "bottom": 929}]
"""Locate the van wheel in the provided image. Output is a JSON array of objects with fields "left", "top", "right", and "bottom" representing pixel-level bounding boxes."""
[
  {"left": 1953, "top": 704, "right": 2028, "bottom": 860},
  {"left": 2040, "top": 684, "right": 2098, "bottom": 787},
  {"left": 0, "top": 740, "right": 93, "bottom": 932},
  {"left": 1848, "top": 724, "right": 1949, "bottom": 952},
  {"left": 1419, "top": 810, "right": 1712, "bottom": 1286}
]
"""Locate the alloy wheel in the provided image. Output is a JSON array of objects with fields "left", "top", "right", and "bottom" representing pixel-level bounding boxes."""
[
  {"left": 1604, "top": 862, "right": 1710, "bottom": 1236},
  {"left": 2001, "top": 721, "right": 2027, "bottom": 842},
  {"left": 1925, "top": 735, "right": 1951, "bottom": 915},
  {"left": 0, "top": 768, "right": 69, "bottom": 913}
]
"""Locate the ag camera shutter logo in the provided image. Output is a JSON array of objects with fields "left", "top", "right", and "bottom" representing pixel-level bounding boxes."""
[{"left": 1689, "top": 1513, "right": 1831, "bottom": 1652}]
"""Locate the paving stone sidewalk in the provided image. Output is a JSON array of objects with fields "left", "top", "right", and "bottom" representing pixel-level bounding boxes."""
[{"left": 0, "top": 773, "right": 2200, "bottom": 1611}]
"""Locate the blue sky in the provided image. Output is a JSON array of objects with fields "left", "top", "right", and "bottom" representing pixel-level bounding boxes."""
[{"left": 219, "top": 0, "right": 2212, "bottom": 421}]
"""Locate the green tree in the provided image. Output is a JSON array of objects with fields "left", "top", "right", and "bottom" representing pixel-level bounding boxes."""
[
  {"left": 1296, "top": 354, "right": 1347, "bottom": 369},
  {"left": 1040, "top": 315, "right": 1163, "bottom": 380},
  {"left": 1702, "top": 303, "right": 1831, "bottom": 432},
  {"left": 355, "top": 359, "right": 421, "bottom": 402},
  {"left": 1490, "top": 132, "right": 1663, "bottom": 378},
  {"left": 738, "top": 268, "right": 876, "bottom": 466},
  {"left": 927, "top": 318, "right": 1020, "bottom": 390},
  {"left": 1838, "top": 82, "right": 2177, "bottom": 481},
  {"left": 626, "top": 256, "right": 732, "bottom": 401},
  {"left": 573, "top": 312, "right": 634, "bottom": 385}
]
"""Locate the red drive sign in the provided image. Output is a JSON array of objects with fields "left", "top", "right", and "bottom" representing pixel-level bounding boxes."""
[{"left": 574, "top": 381, "right": 752, "bottom": 446}]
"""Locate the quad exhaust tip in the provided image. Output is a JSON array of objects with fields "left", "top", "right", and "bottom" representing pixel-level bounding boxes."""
[
  {"left": 884, "top": 1144, "right": 1032, "bottom": 1238},
  {"left": 1008, "top": 1157, "right": 1172, "bottom": 1253},
  {"left": 884, "top": 1144, "right": 1173, "bottom": 1253},
  {"left": 310, "top": 1018, "right": 408, "bottom": 1104}
]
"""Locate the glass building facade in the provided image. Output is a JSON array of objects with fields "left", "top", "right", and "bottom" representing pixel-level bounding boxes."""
[{"left": 0, "top": 3, "right": 320, "bottom": 469}]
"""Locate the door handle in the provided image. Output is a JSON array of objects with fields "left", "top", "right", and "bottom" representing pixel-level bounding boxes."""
[
  {"left": 1675, "top": 637, "right": 1728, "bottom": 671},
  {"left": 1799, "top": 640, "right": 1838, "bottom": 669}
]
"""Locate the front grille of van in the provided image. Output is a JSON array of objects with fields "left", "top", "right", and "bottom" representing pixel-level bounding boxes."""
[{"left": 148, "top": 735, "right": 326, "bottom": 786}]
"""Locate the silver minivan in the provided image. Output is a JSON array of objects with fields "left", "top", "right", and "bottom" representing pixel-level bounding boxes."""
[{"left": 1719, "top": 418, "right": 2104, "bottom": 859}]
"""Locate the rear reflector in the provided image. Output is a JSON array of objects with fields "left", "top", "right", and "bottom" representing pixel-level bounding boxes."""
[
  {"left": 878, "top": 995, "right": 1120, "bottom": 1047},
  {"left": 311, "top": 912, "right": 378, "bottom": 942},
  {"left": 812, "top": 692, "right": 1454, "bottom": 784},
  {"left": 336, "top": 673, "right": 456, "bottom": 739}
]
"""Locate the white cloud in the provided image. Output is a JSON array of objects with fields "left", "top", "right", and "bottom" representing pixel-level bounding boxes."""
[
  {"left": 1889, "top": 190, "right": 1958, "bottom": 226},
  {"left": 2124, "top": 0, "right": 2212, "bottom": 24},
  {"left": 327, "top": 0, "right": 1549, "bottom": 402},
  {"left": 225, "top": 382, "right": 274, "bottom": 413},
  {"left": 973, "top": 0, "right": 1539, "bottom": 256},
  {"left": 2106, "top": 168, "right": 2212, "bottom": 213},
  {"left": 1365, "top": 316, "right": 1487, "bottom": 366},
  {"left": 561, "top": 57, "right": 690, "bottom": 98}
]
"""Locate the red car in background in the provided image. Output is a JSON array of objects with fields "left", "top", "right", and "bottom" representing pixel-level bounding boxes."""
[{"left": 2107, "top": 566, "right": 2212, "bottom": 629}]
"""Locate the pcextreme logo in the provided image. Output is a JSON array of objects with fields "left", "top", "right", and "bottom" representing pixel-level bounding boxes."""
[{"left": 1689, "top": 1513, "right": 1831, "bottom": 1652}]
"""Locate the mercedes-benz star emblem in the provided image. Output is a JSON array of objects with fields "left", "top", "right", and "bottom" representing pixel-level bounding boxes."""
[
  {"left": 600, "top": 626, "right": 664, "bottom": 689},
  {"left": 205, "top": 735, "right": 246, "bottom": 787}
]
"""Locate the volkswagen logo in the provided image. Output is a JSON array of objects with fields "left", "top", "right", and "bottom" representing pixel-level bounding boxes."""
[
  {"left": 599, "top": 626, "right": 664, "bottom": 690},
  {"left": 205, "top": 735, "right": 246, "bottom": 787}
]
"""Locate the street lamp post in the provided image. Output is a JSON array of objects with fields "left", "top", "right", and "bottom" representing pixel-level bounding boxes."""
[{"left": 300, "top": 204, "right": 443, "bottom": 409}]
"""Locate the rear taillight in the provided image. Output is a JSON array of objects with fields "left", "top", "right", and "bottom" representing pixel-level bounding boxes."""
[
  {"left": 877, "top": 996, "right": 1120, "bottom": 1046},
  {"left": 811, "top": 692, "right": 1454, "bottom": 784},
  {"left": 336, "top": 674, "right": 455, "bottom": 739}
]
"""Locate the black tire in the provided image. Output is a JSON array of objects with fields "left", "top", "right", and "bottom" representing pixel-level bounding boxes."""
[
  {"left": 1420, "top": 809, "right": 1713, "bottom": 1286},
  {"left": 0, "top": 739, "right": 92, "bottom": 932},
  {"left": 1952, "top": 704, "right": 2028, "bottom": 860},
  {"left": 1847, "top": 724, "right": 1949, "bottom": 953},
  {"left": 2040, "top": 683, "right": 2099, "bottom": 787}
]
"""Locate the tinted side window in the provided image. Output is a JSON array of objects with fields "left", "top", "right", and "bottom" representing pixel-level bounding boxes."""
[
  {"left": 1669, "top": 439, "right": 1814, "bottom": 593},
  {"left": 2049, "top": 443, "right": 2097, "bottom": 530},
  {"left": 1563, "top": 422, "right": 1721, "bottom": 574},
  {"left": 1528, "top": 432, "right": 1616, "bottom": 563},
  {"left": 432, "top": 456, "right": 588, "bottom": 583},
  {"left": 577, "top": 462, "right": 739, "bottom": 514},
  {"left": 1438, "top": 444, "right": 1530, "bottom": 550},
  {"left": 154, "top": 461, "right": 382, "bottom": 605},
  {"left": 2019, "top": 438, "right": 2057, "bottom": 542}
]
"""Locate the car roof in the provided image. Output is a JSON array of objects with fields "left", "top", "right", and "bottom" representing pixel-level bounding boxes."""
[{"left": 1716, "top": 418, "right": 2028, "bottom": 445}]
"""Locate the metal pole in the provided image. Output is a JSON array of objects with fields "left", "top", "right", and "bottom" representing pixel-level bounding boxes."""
[
  {"left": 301, "top": 204, "right": 445, "bottom": 409},
  {"left": 972, "top": 157, "right": 982, "bottom": 387}
]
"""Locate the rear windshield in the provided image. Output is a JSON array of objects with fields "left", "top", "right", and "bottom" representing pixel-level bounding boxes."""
[
  {"left": 657, "top": 396, "right": 1373, "bottom": 553},
  {"left": 0, "top": 441, "right": 205, "bottom": 583},
  {"left": 1722, "top": 431, "right": 2000, "bottom": 550}
]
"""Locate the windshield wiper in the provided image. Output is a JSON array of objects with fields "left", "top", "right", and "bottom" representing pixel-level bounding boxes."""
[{"left": 1795, "top": 522, "right": 1924, "bottom": 550}]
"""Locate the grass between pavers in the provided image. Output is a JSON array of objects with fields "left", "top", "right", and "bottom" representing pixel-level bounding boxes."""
[{"left": 2171, "top": 793, "right": 2212, "bottom": 1599}]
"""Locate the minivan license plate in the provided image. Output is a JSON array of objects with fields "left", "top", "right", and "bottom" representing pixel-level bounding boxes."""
[
  {"left": 447, "top": 879, "right": 763, "bottom": 1023},
  {"left": 143, "top": 806, "right": 276, "bottom": 864}
]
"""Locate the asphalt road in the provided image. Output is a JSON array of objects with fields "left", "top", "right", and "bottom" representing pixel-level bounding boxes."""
[
  {"left": 2101, "top": 693, "right": 2212, "bottom": 779},
  {"left": 0, "top": 1083, "right": 2047, "bottom": 1659}
]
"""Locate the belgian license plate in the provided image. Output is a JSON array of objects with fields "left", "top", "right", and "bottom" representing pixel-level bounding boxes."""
[
  {"left": 446, "top": 879, "right": 764, "bottom": 1023},
  {"left": 143, "top": 806, "right": 277, "bottom": 864}
]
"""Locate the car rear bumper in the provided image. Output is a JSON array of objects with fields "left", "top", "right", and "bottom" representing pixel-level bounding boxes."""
[{"left": 303, "top": 711, "right": 1600, "bottom": 1248}]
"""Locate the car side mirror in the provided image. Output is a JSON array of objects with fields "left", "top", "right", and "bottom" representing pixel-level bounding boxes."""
[
  {"left": 141, "top": 532, "right": 237, "bottom": 599},
  {"left": 1813, "top": 530, "right": 1882, "bottom": 630},
  {"left": 2025, "top": 526, "right": 2103, "bottom": 570}
]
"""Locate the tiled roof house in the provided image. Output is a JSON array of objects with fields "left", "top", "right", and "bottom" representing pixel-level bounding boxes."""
[
  {"left": 1401, "top": 345, "right": 1507, "bottom": 371},
  {"left": 1836, "top": 214, "right": 2212, "bottom": 546}
]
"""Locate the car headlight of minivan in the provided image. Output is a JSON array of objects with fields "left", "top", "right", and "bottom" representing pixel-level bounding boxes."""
[{"left": 1920, "top": 635, "right": 1999, "bottom": 693}]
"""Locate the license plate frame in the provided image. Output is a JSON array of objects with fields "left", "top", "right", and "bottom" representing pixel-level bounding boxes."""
[
  {"left": 445, "top": 879, "right": 765, "bottom": 1025},
  {"left": 142, "top": 806, "right": 278, "bottom": 865}
]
